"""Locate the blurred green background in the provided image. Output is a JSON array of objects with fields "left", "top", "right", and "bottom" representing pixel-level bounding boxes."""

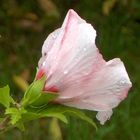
[{"left": 0, "top": 0, "right": 140, "bottom": 140}]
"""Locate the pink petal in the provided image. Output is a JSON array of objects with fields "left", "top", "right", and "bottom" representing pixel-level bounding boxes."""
[
  {"left": 38, "top": 9, "right": 132, "bottom": 124},
  {"left": 96, "top": 110, "right": 113, "bottom": 125},
  {"left": 39, "top": 9, "right": 85, "bottom": 67},
  {"left": 59, "top": 59, "right": 131, "bottom": 124},
  {"left": 39, "top": 9, "right": 105, "bottom": 95},
  {"left": 45, "top": 23, "right": 105, "bottom": 96},
  {"left": 41, "top": 29, "right": 61, "bottom": 59},
  {"left": 38, "top": 9, "right": 86, "bottom": 76}
]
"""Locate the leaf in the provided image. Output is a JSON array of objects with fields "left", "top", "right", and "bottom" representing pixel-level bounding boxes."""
[
  {"left": 21, "top": 112, "right": 42, "bottom": 122},
  {"left": 43, "top": 113, "right": 68, "bottom": 124},
  {"left": 0, "top": 85, "right": 11, "bottom": 108},
  {"left": 5, "top": 107, "right": 27, "bottom": 125},
  {"left": 47, "top": 105, "right": 97, "bottom": 128},
  {"left": 30, "top": 92, "right": 58, "bottom": 107},
  {"left": 66, "top": 109, "right": 97, "bottom": 129},
  {"left": 28, "top": 104, "right": 97, "bottom": 129},
  {"left": 7, "top": 108, "right": 21, "bottom": 125},
  {"left": 22, "top": 75, "right": 46, "bottom": 106},
  {"left": 22, "top": 109, "right": 67, "bottom": 124}
]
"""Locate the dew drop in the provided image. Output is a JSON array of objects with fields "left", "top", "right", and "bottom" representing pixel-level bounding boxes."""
[
  {"left": 83, "top": 47, "right": 87, "bottom": 51},
  {"left": 42, "top": 61, "right": 46, "bottom": 66},
  {"left": 64, "top": 70, "right": 68, "bottom": 74},
  {"left": 118, "top": 78, "right": 127, "bottom": 86}
]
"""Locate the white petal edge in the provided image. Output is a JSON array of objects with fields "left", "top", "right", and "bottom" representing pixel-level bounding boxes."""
[{"left": 96, "top": 110, "right": 113, "bottom": 125}]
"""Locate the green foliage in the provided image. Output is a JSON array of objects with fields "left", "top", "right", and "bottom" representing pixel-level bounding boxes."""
[
  {"left": 15, "top": 121, "right": 25, "bottom": 131},
  {"left": 0, "top": 85, "right": 11, "bottom": 108},
  {"left": 0, "top": 78, "right": 96, "bottom": 133},
  {"left": 31, "top": 92, "right": 58, "bottom": 107},
  {"left": 5, "top": 107, "right": 27, "bottom": 125},
  {"left": 35, "top": 104, "right": 97, "bottom": 129},
  {"left": 21, "top": 74, "right": 58, "bottom": 108},
  {"left": 22, "top": 76, "right": 46, "bottom": 106},
  {"left": 26, "top": 104, "right": 96, "bottom": 128}
]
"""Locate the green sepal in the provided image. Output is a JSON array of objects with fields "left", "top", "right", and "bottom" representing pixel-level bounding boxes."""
[
  {"left": 30, "top": 92, "right": 58, "bottom": 107},
  {"left": 21, "top": 75, "right": 46, "bottom": 106}
]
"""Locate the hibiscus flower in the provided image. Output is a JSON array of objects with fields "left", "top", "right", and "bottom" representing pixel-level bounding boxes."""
[{"left": 37, "top": 9, "right": 132, "bottom": 124}]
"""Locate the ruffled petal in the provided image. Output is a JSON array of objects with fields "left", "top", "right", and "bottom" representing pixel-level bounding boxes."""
[
  {"left": 96, "top": 110, "right": 113, "bottom": 125},
  {"left": 60, "top": 59, "right": 132, "bottom": 112}
]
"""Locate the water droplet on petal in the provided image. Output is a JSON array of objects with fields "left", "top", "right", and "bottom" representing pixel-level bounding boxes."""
[
  {"left": 64, "top": 70, "right": 68, "bottom": 74},
  {"left": 83, "top": 47, "right": 87, "bottom": 51},
  {"left": 119, "top": 79, "right": 127, "bottom": 86},
  {"left": 42, "top": 61, "right": 46, "bottom": 66}
]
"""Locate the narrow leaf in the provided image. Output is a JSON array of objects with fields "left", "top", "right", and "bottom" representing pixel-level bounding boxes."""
[
  {"left": 45, "top": 105, "right": 96, "bottom": 128},
  {"left": 42, "top": 113, "right": 68, "bottom": 124},
  {"left": 21, "top": 112, "right": 42, "bottom": 122},
  {"left": 27, "top": 104, "right": 96, "bottom": 128},
  {"left": 0, "top": 85, "right": 11, "bottom": 108},
  {"left": 22, "top": 109, "right": 67, "bottom": 124}
]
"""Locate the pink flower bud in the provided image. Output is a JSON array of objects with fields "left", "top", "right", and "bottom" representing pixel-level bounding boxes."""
[{"left": 37, "top": 9, "right": 132, "bottom": 124}]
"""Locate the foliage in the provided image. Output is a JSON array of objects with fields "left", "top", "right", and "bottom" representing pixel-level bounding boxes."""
[{"left": 0, "top": 75, "right": 96, "bottom": 133}]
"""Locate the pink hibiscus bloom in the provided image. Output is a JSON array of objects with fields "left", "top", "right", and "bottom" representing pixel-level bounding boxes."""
[{"left": 37, "top": 9, "right": 132, "bottom": 124}]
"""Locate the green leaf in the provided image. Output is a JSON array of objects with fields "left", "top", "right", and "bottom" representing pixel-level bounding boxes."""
[
  {"left": 22, "top": 76, "right": 46, "bottom": 106},
  {"left": 47, "top": 105, "right": 97, "bottom": 128},
  {"left": 30, "top": 92, "right": 58, "bottom": 107},
  {"left": 22, "top": 109, "right": 68, "bottom": 124},
  {"left": 5, "top": 107, "right": 27, "bottom": 125},
  {"left": 27, "top": 104, "right": 97, "bottom": 128},
  {"left": 21, "top": 112, "right": 42, "bottom": 122},
  {"left": 66, "top": 109, "right": 97, "bottom": 129},
  {"left": 0, "top": 85, "right": 11, "bottom": 108},
  {"left": 41, "top": 112, "right": 68, "bottom": 124}
]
